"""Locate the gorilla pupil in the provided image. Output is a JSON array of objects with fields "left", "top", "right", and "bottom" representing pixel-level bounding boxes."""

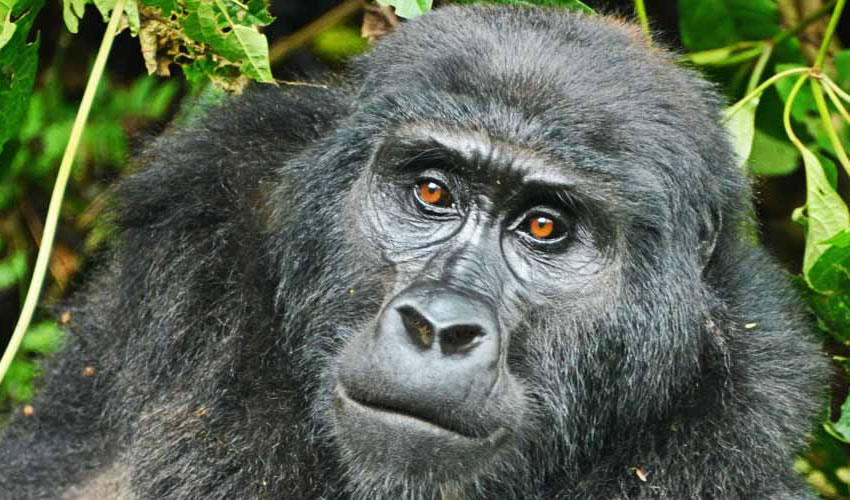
[{"left": 530, "top": 216, "right": 554, "bottom": 239}]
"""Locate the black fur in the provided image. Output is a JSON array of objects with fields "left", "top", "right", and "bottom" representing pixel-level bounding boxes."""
[{"left": 0, "top": 6, "right": 827, "bottom": 499}]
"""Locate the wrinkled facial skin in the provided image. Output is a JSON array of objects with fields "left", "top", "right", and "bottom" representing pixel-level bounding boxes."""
[{"left": 329, "top": 125, "right": 619, "bottom": 490}]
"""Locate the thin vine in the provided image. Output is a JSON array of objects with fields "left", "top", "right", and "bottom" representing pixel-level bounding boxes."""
[{"left": 0, "top": 0, "right": 128, "bottom": 384}]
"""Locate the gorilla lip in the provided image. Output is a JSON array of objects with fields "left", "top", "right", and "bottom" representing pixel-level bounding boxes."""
[{"left": 333, "top": 383, "right": 510, "bottom": 445}]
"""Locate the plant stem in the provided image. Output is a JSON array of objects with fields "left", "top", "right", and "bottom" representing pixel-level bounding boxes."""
[
  {"left": 814, "top": 0, "right": 846, "bottom": 71},
  {"left": 725, "top": 67, "right": 810, "bottom": 120},
  {"left": 747, "top": 42, "right": 774, "bottom": 93},
  {"left": 783, "top": 74, "right": 812, "bottom": 150},
  {"left": 269, "top": 0, "right": 362, "bottom": 64},
  {"left": 0, "top": 0, "right": 127, "bottom": 385},
  {"left": 822, "top": 79, "right": 850, "bottom": 124},
  {"left": 811, "top": 79, "right": 850, "bottom": 176},
  {"left": 634, "top": 0, "right": 650, "bottom": 39},
  {"left": 823, "top": 74, "right": 850, "bottom": 104}
]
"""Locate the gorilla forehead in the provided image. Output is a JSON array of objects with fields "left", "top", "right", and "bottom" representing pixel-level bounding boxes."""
[{"left": 355, "top": 5, "right": 741, "bottom": 225}]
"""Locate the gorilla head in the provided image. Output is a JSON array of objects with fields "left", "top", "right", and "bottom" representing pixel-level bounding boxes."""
[{"left": 0, "top": 5, "right": 827, "bottom": 500}]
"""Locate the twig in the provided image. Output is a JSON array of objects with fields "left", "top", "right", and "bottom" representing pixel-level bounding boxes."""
[{"left": 269, "top": 0, "right": 362, "bottom": 64}]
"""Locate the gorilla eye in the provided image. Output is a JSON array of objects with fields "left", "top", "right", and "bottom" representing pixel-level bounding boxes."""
[
  {"left": 518, "top": 210, "right": 569, "bottom": 243},
  {"left": 415, "top": 179, "right": 453, "bottom": 209}
]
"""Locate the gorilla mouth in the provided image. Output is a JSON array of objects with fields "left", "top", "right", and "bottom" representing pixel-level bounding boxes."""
[
  {"left": 333, "top": 383, "right": 514, "bottom": 479},
  {"left": 334, "top": 384, "right": 508, "bottom": 442}
]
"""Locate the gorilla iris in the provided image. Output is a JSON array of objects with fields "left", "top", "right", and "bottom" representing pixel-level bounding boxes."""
[{"left": 0, "top": 5, "right": 828, "bottom": 500}]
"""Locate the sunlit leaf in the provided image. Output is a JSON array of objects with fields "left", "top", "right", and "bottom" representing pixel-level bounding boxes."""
[
  {"left": 798, "top": 150, "right": 850, "bottom": 290},
  {"left": 0, "top": 0, "right": 18, "bottom": 50},
  {"left": 723, "top": 96, "right": 759, "bottom": 170},
  {"left": 378, "top": 0, "right": 432, "bottom": 18}
]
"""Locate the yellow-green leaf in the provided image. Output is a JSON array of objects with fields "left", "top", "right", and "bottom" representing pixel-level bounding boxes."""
[{"left": 723, "top": 96, "right": 759, "bottom": 171}]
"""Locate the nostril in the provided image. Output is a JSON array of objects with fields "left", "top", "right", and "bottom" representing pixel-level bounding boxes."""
[
  {"left": 398, "top": 306, "right": 435, "bottom": 348},
  {"left": 439, "top": 325, "right": 484, "bottom": 355}
]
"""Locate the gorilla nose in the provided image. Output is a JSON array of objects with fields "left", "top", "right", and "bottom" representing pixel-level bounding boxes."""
[
  {"left": 396, "top": 292, "right": 493, "bottom": 355},
  {"left": 337, "top": 284, "right": 502, "bottom": 437}
]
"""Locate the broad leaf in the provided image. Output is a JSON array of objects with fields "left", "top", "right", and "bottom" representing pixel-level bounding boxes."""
[
  {"left": 723, "top": 96, "right": 759, "bottom": 170},
  {"left": 797, "top": 150, "right": 850, "bottom": 289},
  {"left": 0, "top": 0, "right": 17, "bottom": 50},
  {"left": 679, "top": 0, "right": 779, "bottom": 52},
  {"left": 0, "top": 0, "right": 42, "bottom": 156},
  {"left": 748, "top": 129, "right": 800, "bottom": 176}
]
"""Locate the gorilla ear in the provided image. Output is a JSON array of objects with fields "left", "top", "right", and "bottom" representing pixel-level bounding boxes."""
[{"left": 697, "top": 208, "right": 721, "bottom": 269}]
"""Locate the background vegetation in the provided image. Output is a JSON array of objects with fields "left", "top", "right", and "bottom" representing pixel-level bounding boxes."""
[{"left": 0, "top": 0, "right": 848, "bottom": 496}]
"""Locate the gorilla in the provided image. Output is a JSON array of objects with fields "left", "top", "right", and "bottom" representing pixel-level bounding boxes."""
[{"left": 0, "top": 5, "right": 828, "bottom": 500}]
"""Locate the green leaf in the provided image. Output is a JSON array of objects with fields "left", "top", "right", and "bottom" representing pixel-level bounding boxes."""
[
  {"left": 826, "top": 393, "right": 850, "bottom": 443},
  {"left": 723, "top": 96, "right": 759, "bottom": 170},
  {"left": 0, "top": 0, "right": 41, "bottom": 155},
  {"left": 798, "top": 150, "right": 850, "bottom": 289},
  {"left": 678, "top": 0, "right": 780, "bottom": 52},
  {"left": 92, "top": 0, "right": 115, "bottom": 20},
  {"left": 0, "top": 250, "right": 27, "bottom": 289},
  {"left": 0, "top": 0, "right": 18, "bottom": 51},
  {"left": 312, "top": 26, "right": 369, "bottom": 62},
  {"left": 20, "top": 321, "right": 66, "bottom": 354},
  {"left": 185, "top": 0, "right": 273, "bottom": 82},
  {"left": 748, "top": 129, "right": 800, "bottom": 176},
  {"left": 809, "top": 289, "right": 850, "bottom": 343},
  {"left": 62, "top": 0, "right": 87, "bottom": 33},
  {"left": 143, "top": 0, "right": 178, "bottom": 15},
  {"left": 1, "top": 359, "right": 39, "bottom": 401},
  {"left": 228, "top": 25, "right": 272, "bottom": 82},
  {"left": 808, "top": 239, "right": 850, "bottom": 294},
  {"left": 245, "top": 0, "right": 273, "bottom": 25},
  {"left": 377, "top": 0, "right": 432, "bottom": 18},
  {"left": 685, "top": 46, "right": 737, "bottom": 65}
]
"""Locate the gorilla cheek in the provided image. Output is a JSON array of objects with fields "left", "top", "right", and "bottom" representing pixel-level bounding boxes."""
[{"left": 330, "top": 281, "right": 527, "bottom": 479}]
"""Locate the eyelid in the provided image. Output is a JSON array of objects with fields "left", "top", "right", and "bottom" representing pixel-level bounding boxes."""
[
  {"left": 413, "top": 177, "right": 456, "bottom": 212},
  {"left": 512, "top": 207, "right": 571, "bottom": 243}
]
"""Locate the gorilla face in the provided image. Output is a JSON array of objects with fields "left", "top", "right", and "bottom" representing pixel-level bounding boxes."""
[
  {"left": 332, "top": 125, "right": 616, "bottom": 480},
  {"left": 306, "top": 8, "right": 740, "bottom": 494}
]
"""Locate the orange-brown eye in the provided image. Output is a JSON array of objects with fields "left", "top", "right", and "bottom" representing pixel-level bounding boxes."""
[
  {"left": 416, "top": 180, "right": 451, "bottom": 207},
  {"left": 529, "top": 216, "right": 555, "bottom": 239}
]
